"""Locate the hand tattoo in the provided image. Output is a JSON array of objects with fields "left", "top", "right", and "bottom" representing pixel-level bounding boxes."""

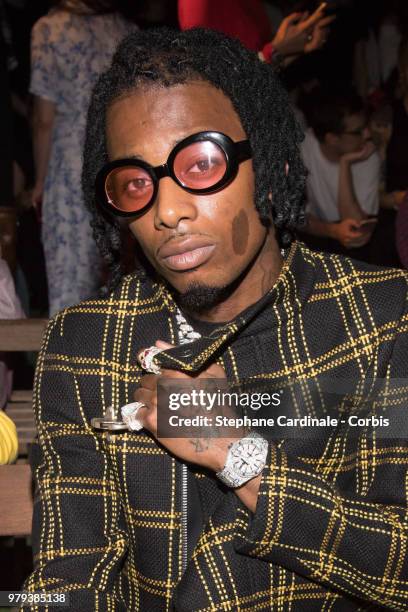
[{"left": 190, "top": 438, "right": 212, "bottom": 453}]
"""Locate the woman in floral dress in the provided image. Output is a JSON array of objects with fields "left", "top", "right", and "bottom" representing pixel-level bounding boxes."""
[{"left": 30, "top": 0, "right": 136, "bottom": 315}]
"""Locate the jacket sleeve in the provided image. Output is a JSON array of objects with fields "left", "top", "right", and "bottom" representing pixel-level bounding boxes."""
[
  {"left": 22, "top": 315, "right": 128, "bottom": 611},
  {"left": 234, "top": 312, "right": 408, "bottom": 610}
]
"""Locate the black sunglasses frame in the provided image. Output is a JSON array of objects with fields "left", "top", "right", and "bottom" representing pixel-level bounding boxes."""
[{"left": 95, "top": 131, "right": 252, "bottom": 218}]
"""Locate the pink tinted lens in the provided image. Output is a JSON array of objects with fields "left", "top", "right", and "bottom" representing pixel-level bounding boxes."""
[
  {"left": 105, "top": 166, "right": 154, "bottom": 212},
  {"left": 173, "top": 141, "right": 227, "bottom": 190}
]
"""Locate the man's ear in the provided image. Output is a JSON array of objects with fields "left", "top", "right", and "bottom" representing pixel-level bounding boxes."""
[{"left": 284, "top": 162, "right": 289, "bottom": 176}]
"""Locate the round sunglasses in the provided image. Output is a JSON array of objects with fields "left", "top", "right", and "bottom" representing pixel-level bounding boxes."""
[{"left": 95, "top": 131, "right": 252, "bottom": 217}]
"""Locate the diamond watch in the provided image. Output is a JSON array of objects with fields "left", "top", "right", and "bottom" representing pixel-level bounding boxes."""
[{"left": 216, "top": 431, "right": 268, "bottom": 488}]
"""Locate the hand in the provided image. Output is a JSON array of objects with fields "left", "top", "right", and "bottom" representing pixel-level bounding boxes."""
[
  {"left": 272, "top": 4, "right": 334, "bottom": 58},
  {"left": 380, "top": 190, "right": 407, "bottom": 210},
  {"left": 303, "top": 14, "right": 335, "bottom": 54},
  {"left": 134, "top": 340, "right": 237, "bottom": 472},
  {"left": 341, "top": 141, "right": 376, "bottom": 165},
  {"left": 272, "top": 12, "right": 308, "bottom": 57},
  {"left": 348, "top": 223, "right": 375, "bottom": 248},
  {"left": 31, "top": 183, "right": 43, "bottom": 212},
  {"left": 391, "top": 190, "right": 407, "bottom": 208},
  {"left": 330, "top": 218, "right": 369, "bottom": 248}
]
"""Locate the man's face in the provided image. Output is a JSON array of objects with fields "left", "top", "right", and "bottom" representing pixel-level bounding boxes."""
[
  {"left": 331, "top": 112, "right": 371, "bottom": 156},
  {"left": 106, "top": 82, "right": 270, "bottom": 303}
]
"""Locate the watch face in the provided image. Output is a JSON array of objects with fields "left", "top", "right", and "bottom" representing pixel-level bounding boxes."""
[{"left": 231, "top": 440, "right": 265, "bottom": 476}]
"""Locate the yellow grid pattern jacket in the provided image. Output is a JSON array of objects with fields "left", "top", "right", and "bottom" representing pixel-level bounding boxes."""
[{"left": 23, "top": 242, "right": 408, "bottom": 611}]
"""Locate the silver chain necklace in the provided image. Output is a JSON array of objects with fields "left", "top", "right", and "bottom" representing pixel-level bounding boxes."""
[
  {"left": 175, "top": 307, "right": 202, "bottom": 344},
  {"left": 175, "top": 248, "right": 286, "bottom": 345}
]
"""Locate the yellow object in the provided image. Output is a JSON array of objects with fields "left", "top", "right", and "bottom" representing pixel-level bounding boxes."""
[{"left": 0, "top": 410, "right": 18, "bottom": 464}]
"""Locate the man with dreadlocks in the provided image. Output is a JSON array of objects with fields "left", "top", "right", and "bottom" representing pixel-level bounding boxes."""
[{"left": 24, "top": 28, "right": 408, "bottom": 611}]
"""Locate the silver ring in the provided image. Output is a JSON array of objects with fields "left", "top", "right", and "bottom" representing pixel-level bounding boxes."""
[
  {"left": 121, "top": 401, "right": 145, "bottom": 431},
  {"left": 138, "top": 346, "right": 164, "bottom": 374},
  {"left": 91, "top": 405, "right": 128, "bottom": 431}
]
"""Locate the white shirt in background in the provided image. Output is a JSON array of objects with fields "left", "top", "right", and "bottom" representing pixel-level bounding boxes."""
[{"left": 301, "top": 129, "right": 381, "bottom": 222}]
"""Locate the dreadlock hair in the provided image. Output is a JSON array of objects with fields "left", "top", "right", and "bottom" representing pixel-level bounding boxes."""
[{"left": 82, "top": 27, "right": 306, "bottom": 291}]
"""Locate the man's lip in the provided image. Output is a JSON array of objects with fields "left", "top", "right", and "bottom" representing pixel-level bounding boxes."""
[
  {"left": 158, "top": 236, "right": 215, "bottom": 259},
  {"left": 161, "top": 245, "right": 216, "bottom": 272}
]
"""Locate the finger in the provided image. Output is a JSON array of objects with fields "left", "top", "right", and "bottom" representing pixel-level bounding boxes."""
[
  {"left": 139, "top": 373, "right": 159, "bottom": 390},
  {"left": 303, "top": 5, "right": 327, "bottom": 29},
  {"left": 282, "top": 12, "right": 303, "bottom": 26},
  {"left": 203, "top": 363, "right": 227, "bottom": 378},
  {"left": 133, "top": 390, "right": 157, "bottom": 433},
  {"left": 311, "top": 2, "right": 327, "bottom": 16},
  {"left": 138, "top": 344, "right": 168, "bottom": 361},
  {"left": 155, "top": 340, "right": 175, "bottom": 349},
  {"left": 312, "top": 28, "right": 330, "bottom": 48},
  {"left": 317, "top": 15, "right": 336, "bottom": 27},
  {"left": 305, "top": 34, "right": 324, "bottom": 51},
  {"left": 303, "top": 13, "right": 324, "bottom": 30},
  {"left": 343, "top": 219, "right": 360, "bottom": 230},
  {"left": 297, "top": 11, "right": 310, "bottom": 23},
  {"left": 134, "top": 386, "right": 154, "bottom": 406},
  {"left": 160, "top": 368, "right": 192, "bottom": 379},
  {"left": 346, "top": 234, "right": 364, "bottom": 244},
  {"left": 133, "top": 401, "right": 155, "bottom": 433}
]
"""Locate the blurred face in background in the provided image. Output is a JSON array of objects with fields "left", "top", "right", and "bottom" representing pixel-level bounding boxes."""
[{"left": 327, "top": 112, "right": 371, "bottom": 156}]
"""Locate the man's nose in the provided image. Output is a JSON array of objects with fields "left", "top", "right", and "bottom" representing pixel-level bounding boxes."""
[{"left": 154, "top": 177, "right": 198, "bottom": 229}]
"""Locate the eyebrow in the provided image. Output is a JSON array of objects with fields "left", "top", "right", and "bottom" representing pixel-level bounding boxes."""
[{"left": 111, "top": 134, "right": 195, "bottom": 164}]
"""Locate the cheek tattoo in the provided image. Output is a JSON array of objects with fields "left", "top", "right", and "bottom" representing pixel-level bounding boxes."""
[{"left": 232, "top": 209, "right": 249, "bottom": 255}]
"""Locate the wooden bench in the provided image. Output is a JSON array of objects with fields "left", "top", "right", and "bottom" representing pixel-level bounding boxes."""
[
  {"left": 0, "top": 319, "right": 48, "bottom": 352},
  {"left": 0, "top": 319, "right": 48, "bottom": 536},
  {"left": 0, "top": 464, "right": 35, "bottom": 537}
]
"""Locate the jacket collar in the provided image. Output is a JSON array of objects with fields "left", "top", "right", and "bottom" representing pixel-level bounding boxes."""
[{"left": 153, "top": 241, "right": 316, "bottom": 373}]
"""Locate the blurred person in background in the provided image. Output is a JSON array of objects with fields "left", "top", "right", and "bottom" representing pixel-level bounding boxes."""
[
  {"left": 178, "top": 0, "right": 334, "bottom": 69},
  {"left": 371, "top": 37, "right": 408, "bottom": 269},
  {"left": 0, "top": 0, "right": 50, "bottom": 315},
  {"left": 300, "top": 90, "right": 381, "bottom": 261},
  {"left": 30, "top": 0, "right": 137, "bottom": 316},
  {"left": 384, "top": 39, "right": 408, "bottom": 204},
  {"left": 0, "top": 0, "right": 17, "bottom": 208},
  {"left": 354, "top": 0, "right": 408, "bottom": 101},
  {"left": 0, "top": 226, "right": 24, "bottom": 466}
]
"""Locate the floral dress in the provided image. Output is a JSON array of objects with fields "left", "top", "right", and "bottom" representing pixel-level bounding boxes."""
[{"left": 30, "top": 10, "right": 135, "bottom": 315}]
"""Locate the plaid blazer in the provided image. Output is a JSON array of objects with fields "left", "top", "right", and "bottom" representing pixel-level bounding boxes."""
[{"left": 23, "top": 242, "right": 408, "bottom": 611}]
